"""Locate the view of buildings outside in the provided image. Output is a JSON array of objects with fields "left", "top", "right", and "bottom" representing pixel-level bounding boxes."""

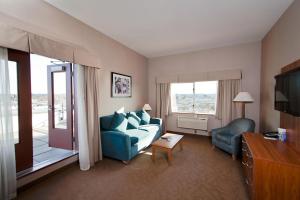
[
  {"left": 8, "top": 61, "right": 19, "bottom": 144},
  {"left": 171, "top": 81, "right": 218, "bottom": 114},
  {"left": 174, "top": 94, "right": 217, "bottom": 114},
  {"left": 31, "top": 54, "right": 67, "bottom": 134},
  {"left": 31, "top": 54, "right": 52, "bottom": 137}
]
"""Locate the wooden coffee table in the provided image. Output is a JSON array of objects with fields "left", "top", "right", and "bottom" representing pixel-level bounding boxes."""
[{"left": 151, "top": 133, "right": 184, "bottom": 164}]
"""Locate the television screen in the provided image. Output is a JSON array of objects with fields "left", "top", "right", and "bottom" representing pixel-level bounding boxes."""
[{"left": 275, "top": 68, "right": 300, "bottom": 116}]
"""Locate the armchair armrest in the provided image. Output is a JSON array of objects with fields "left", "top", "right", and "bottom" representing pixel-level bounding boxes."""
[
  {"left": 150, "top": 118, "right": 162, "bottom": 126},
  {"left": 101, "top": 130, "right": 131, "bottom": 161},
  {"left": 231, "top": 133, "right": 243, "bottom": 155},
  {"left": 211, "top": 126, "right": 229, "bottom": 137}
]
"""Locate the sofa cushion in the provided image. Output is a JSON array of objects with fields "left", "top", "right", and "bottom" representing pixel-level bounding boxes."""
[
  {"left": 139, "top": 124, "right": 160, "bottom": 135},
  {"left": 125, "top": 129, "right": 149, "bottom": 143},
  {"left": 137, "top": 110, "right": 151, "bottom": 125},
  {"left": 216, "top": 133, "right": 232, "bottom": 145},
  {"left": 127, "top": 112, "right": 141, "bottom": 129},
  {"left": 110, "top": 112, "right": 128, "bottom": 132}
]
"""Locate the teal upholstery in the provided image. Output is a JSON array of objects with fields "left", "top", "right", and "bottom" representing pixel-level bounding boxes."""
[
  {"left": 127, "top": 112, "right": 141, "bottom": 129},
  {"left": 100, "top": 114, "right": 114, "bottom": 130},
  {"left": 100, "top": 111, "right": 162, "bottom": 162},
  {"left": 149, "top": 118, "right": 162, "bottom": 126},
  {"left": 212, "top": 118, "right": 255, "bottom": 157},
  {"left": 137, "top": 110, "right": 151, "bottom": 125},
  {"left": 110, "top": 112, "right": 128, "bottom": 132},
  {"left": 130, "top": 137, "right": 139, "bottom": 145},
  {"left": 216, "top": 133, "right": 232, "bottom": 145}
]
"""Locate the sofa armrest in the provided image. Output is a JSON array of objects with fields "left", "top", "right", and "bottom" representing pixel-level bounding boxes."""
[
  {"left": 101, "top": 130, "right": 131, "bottom": 161},
  {"left": 150, "top": 118, "right": 162, "bottom": 126}
]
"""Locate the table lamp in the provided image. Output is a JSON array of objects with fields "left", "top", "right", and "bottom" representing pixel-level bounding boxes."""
[
  {"left": 233, "top": 92, "right": 254, "bottom": 118},
  {"left": 143, "top": 104, "right": 152, "bottom": 112}
]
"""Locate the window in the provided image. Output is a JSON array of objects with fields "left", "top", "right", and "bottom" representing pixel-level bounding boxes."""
[
  {"left": 194, "top": 81, "right": 218, "bottom": 114},
  {"left": 170, "top": 83, "right": 194, "bottom": 113},
  {"left": 171, "top": 81, "right": 218, "bottom": 114},
  {"left": 8, "top": 61, "right": 19, "bottom": 144}
]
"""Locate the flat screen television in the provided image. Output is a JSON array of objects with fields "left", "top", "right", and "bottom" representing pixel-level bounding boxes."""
[{"left": 275, "top": 68, "right": 300, "bottom": 116}]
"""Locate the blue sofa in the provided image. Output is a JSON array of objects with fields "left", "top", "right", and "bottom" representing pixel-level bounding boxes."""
[
  {"left": 100, "top": 111, "right": 162, "bottom": 163},
  {"left": 211, "top": 118, "right": 255, "bottom": 160}
]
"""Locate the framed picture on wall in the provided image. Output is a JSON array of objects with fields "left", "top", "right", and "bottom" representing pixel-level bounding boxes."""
[{"left": 111, "top": 72, "right": 132, "bottom": 97}]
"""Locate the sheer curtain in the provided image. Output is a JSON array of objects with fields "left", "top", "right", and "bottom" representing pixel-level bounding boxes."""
[
  {"left": 216, "top": 79, "right": 241, "bottom": 126},
  {"left": 0, "top": 47, "right": 17, "bottom": 199},
  {"left": 74, "top": 64, "right": 102, "bottom": 171},
  {"left": 156, "top": 83, "right": 171, "bottom": 133}
]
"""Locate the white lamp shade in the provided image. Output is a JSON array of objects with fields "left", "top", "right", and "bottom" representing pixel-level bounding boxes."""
[
  {"left": 143, "top": 104, "right": 152, "bottom": 111},
  {"left": 233, "top": 92, "right": 254, "bottom": 103}
]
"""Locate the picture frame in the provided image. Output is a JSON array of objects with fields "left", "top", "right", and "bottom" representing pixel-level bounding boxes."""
[{"left": 111, "top": 72, "right": 132, "bottom": 97}]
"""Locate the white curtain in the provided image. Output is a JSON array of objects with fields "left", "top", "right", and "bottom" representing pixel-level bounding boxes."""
[
  {"left": 74, "top": 64, "right": 101, "bottom": 171},
  {"left": 74, "top": 64, "right": 90, "bottom": 170},
  {"left": 156, "top": 83, "right": 171, "bottom": 133},
  {"left": 0, "top": 47, "right": 17, "bottom": 199},
  {"left": 216, "top": 79, "right": 241, "bottom": 126}
]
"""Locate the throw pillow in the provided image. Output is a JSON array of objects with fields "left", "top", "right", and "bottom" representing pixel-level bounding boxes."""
[
  {"left": 110, "top": 112, "right": 128, "bottom": 132},
  {"left": 137, "top": 110, "right": 151, "bottom": 125},
  {"left": 127, "top": 112, "right": 141, "bottom": 129}
]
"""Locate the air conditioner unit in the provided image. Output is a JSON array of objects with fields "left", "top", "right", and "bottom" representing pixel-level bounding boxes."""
[{"left": 177, "top": 116, "right": 208, "bottom": 131}]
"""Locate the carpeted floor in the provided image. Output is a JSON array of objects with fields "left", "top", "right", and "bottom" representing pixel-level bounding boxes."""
[{"left": 18, "top": 135, "right": 249, "bottom": 200}]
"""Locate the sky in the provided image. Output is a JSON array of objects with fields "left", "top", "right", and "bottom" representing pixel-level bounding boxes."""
[
  {"left": 31, "top": 54, "right": 66, "bottom": 94},
  {"left": 8, "top": 61, "right": 18, "bottom": 94},
  {"left": 8, "top": 54, "right": 67, "bottom": 95},
  {"left": 171, "top": 81, "right": 218, "bottom": 94}
]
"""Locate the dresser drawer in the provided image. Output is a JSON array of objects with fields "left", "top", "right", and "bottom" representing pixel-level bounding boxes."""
[{"left": 242, "top": 136, "right": 253, "bottom": 197}]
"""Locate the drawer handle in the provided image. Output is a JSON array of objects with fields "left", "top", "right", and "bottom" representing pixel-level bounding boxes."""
[
  {"left": 245, "top": 178, "right": 252, "bottom": 186},
  {"left": 242, "top": 161, "right": 253, "bottom": 169},
  {"left": 245, "top": 178, "right": 249, "bottom": 185}
]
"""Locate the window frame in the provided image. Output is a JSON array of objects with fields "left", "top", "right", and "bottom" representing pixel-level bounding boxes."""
[{"left": 170, "top": 81, "right": 218, "bottom": 115}]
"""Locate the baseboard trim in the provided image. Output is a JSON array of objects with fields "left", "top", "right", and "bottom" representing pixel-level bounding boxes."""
[{"left": 166, "top": 130, "right": 212, "bottom": 137}]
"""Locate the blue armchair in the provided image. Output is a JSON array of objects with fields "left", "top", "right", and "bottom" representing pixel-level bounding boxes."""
[{"left": 211, "top": 118, "right": 255, "bottom": 160}]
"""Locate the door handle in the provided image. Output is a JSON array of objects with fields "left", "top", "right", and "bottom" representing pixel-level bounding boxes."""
[{"left": 48, "top": 105, "right": 53, "bottom": 111}]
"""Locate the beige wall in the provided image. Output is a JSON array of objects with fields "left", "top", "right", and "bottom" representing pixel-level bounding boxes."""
[
  {"left": 0, "top": 0, "right": 148, "bottom": 116},
  {"left": 148, "top": 42, "right": 261, "bottom": 134},
  {"left": 261, "top": 0, "right": 300, "bottom": 131}
]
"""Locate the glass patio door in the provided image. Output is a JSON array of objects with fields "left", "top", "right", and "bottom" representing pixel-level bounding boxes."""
[
  {"left": 8, "top": 49, "right": 33, "bottom": 172},
  {"left": 47, "top": 63, "right": 73, "bottom": 150}
]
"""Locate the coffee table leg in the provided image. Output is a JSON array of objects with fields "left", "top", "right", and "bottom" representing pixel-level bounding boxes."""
[
  {"left": 152, "top": 147, "right": 156, "bottom": 163},
  {"left": 167, "top": 150, "right": 173, "bottom": 164},
  {"left": 180, "top": 141, "right": 183, "bottom": 151}
]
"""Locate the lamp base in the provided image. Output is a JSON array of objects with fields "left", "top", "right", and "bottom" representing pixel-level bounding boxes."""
[{"left": 241, "top": 103, "right": 245, "bottom": 118}]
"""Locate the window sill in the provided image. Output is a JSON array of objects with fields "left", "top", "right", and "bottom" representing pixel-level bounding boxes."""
[{"left": 170, "top": 112, "right": 216, "bottom": 116}]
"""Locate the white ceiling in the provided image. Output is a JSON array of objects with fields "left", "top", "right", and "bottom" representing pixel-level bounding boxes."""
[{"left": 45, "top": 0, "right": 293, "bottom": 58}]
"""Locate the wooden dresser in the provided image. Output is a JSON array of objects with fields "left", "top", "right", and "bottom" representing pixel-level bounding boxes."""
[{"left": 242, "top": 133, "right": 300, "bottom": 200}]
